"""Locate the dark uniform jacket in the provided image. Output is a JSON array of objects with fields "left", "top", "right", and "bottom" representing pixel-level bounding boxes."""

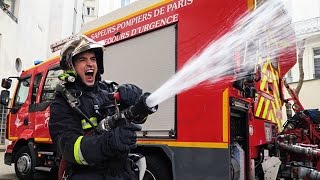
[{"left": 49, "top": 79, "right": 135, "bottom": 180}]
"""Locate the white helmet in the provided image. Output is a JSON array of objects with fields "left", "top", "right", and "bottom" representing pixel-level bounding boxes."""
[{"left": 60, "top": 35, "right": 104, "bottom": 74}]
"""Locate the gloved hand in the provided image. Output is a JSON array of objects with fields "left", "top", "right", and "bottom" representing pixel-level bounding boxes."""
[
  {"left": 118, "top": 84, "right": 142, "bottom": 107},
  {"left": 108, "top": 123, "right": 142, "bottom": 152}
]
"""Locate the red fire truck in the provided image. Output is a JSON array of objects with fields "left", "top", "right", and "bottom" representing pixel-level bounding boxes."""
[{"left": 2, "top": 0, "right": 319, "bottom": 179}]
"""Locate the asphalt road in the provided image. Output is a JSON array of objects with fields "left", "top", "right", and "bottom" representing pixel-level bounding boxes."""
[{"left": 0, "top": 150, "right": 18, "bottom": 180}]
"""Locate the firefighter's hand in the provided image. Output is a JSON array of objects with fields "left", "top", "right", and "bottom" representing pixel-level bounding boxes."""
[
  {"left": 109, "top": 123, "right": 142, "bottom": 152},
  {"left": 118, "top": 84, "right": 142, "bottom": 107}
]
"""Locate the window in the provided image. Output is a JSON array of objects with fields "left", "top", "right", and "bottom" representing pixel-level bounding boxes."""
[
  {"left": 286, "top": 70, "right": 293, "bottom": 83},
  {"left": 314, "top": 48, "right": 320, "bottom": 79},
  {"left": 255, "top": 0, "right": 267, "bottom": 7},
  {"left": 73, "top": 0, "right": 78, "bottom": 34},
  {"left": 0, "top": 33, "right": 2, "bottom": 59},
  {"left": 13, "top": 77, "right": 31, "bottom": 107},
  {"left": 41, "top": 68, "right": 63, "bottom": 102},
  {"left": 31, "top": 73, "right": 42, "bottom": 104},
  {"left": 121, "top": 0, "right": 130, "bottom": 7},
  {"left": 86, "top": 6, "right": 95, "bottom": 16},
  {"left": 1, "top": 0, "right": 18, "bottom": 22},
  {"left": 3, "top": 0, "right": 14, "bottom": 13},
  {"left": 15, "top": 57, "right": 22, "bottom": 72}
]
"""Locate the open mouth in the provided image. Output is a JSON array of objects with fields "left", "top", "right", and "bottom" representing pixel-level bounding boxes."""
[
  {"left": 85, "top": 69, "right": 94, "bottom": 77},
  {"left": 83, "top": 69, "right": 95, "bottom": 84}
]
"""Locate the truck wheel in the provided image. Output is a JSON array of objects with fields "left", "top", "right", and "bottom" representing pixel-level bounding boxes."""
[
  {"left": 143, "top": 155, "right": 172, "bottom": 180},
  {"left": 14, "top": 146, "right": 35, "bottom": 180}
]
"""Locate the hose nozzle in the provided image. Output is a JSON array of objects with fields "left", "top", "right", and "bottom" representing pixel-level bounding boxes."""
[
  {"left": 130, "top": 92, "right": 158, "bottom": 116},
  {"left": 97, "top": 92, "right": 158, "bottom": 132}
]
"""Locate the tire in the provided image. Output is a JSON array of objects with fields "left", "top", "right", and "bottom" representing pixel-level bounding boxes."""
[
  {"left": 14, "top": 146, "right": 35, "bottom": 180},
  {"left": 143, "top": 155, "right": 172, "bottom": 180}
]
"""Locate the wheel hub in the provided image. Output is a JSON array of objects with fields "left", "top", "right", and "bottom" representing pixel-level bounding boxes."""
[{"left": 16, "top": 153, "right": 32, "bottom": 175}]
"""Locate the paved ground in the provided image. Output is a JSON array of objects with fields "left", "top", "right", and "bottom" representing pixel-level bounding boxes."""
[{"left": 0, "top": 149, "right": 18, "bottom": 180}]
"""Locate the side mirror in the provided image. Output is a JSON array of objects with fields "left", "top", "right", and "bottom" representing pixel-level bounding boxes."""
[
  {"left": 1, "top": 78, "right": 12, "bottom": 89},
  {"left": 0, "top": 90, "right": 10, "bottom": 106}
]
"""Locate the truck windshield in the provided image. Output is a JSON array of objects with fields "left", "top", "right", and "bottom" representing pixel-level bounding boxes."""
[
  {"left": 13, "top": 77, "right": 31, "bottom": 107},
  {"left": 41, "top": 68, "right": 63, "bottom": 102}
]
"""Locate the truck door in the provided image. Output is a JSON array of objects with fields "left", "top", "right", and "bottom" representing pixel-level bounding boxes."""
[
  {"left": 9, "top": 75, "right": 33, "bottom": 139},
  {"left": 30, "top": 66, "right": 63, "bottom": 140}
]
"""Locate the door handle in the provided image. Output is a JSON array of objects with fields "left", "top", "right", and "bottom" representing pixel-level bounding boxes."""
[{"left": 23, "top": 118, "right": 29, "bottom": 125}]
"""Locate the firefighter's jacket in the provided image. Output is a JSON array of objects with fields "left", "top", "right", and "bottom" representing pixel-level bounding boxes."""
[{"left": 49, "top": 80, "right": 135, "bottom": 180}]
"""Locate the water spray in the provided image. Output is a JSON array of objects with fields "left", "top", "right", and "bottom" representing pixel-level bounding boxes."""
[
  {"left": 145, "top": 0, "right": 297, "bottom": 108},
  {"left": 99, "top": 0, "right": 298, "bottom": 130}
]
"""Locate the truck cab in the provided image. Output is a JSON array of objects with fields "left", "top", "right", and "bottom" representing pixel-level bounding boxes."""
[{"left": 1, "top": 57, "right": 61, "bottom": 179}]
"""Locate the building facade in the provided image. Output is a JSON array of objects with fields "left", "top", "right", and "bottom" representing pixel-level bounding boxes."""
[
  {"left": 282, "top": 0, "right": 320, "bottom": 121},
  {"left": 0, "top": 0, "right": 84, "bottom": 145},
  {"left": 82, "top": 0, "right": 138, "bottom": 24}
]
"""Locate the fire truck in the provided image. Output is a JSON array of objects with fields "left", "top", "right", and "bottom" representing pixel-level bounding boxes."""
[{"left": 2, "top": 0, "right": 320, "bottom": 179}]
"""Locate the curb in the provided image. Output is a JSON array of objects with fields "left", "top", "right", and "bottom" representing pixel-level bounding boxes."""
[{"left": 0, "top": 145, "right": 6, "bottom": 152}]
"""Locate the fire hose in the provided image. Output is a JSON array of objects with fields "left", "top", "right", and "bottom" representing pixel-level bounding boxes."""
[
  {"left": 56, "top": 84, "right": 158, "bottom": 132},
  {"left": 97, "top": 92, "right": 158, "bottom": 131},
  {"left": 276, "top": 135, "right": 320, "bottom": 179}
]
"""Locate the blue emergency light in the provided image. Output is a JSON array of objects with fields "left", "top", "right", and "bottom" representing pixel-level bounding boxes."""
[{"left": 34, "top": 60, "right": 43, "bottom": 65}]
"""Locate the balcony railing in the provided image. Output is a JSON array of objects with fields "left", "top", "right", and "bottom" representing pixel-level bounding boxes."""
[{"left": 294, "top": 17, "right": 320, "bottom": 36}]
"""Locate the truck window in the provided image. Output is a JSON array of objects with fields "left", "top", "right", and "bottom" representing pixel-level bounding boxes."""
[
  {"left": 31, "top": 73, "right": 42, "bottom": 104},
  {"left": 41, "top": 68, "right": 63, "bottom": 103},
  {"left": 13, "top": 77, "right": 31, "bottom": 107}
]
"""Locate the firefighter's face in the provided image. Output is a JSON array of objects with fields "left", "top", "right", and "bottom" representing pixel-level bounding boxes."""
[{"left": 73, "top": 51, "right": 98, "bottom": 87}]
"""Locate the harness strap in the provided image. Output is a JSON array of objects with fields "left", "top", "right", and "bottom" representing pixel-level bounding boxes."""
[{"left": 55, "top": 84, "right": 97, "bottom": 131}]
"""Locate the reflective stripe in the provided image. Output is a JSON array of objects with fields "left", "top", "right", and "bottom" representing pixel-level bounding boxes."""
[
  {"left": 81, "top": 117, "right": 98, "bottom": 129},
  {"left": 262, "top": 99, "right": 270, "bottom": 119},
  {"left": 74, "top": 136, "right": 88, "bottom": 165},
  {"left": 222, "top": 88, "right": 229, "bottom": 143},
  {"left": 255, "top": 96, "right": 264, "bottom": 117}
]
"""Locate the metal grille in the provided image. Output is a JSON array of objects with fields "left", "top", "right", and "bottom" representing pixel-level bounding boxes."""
[
  {"left": 103, "top": 25, "right": 176, "bottom": 132},
  {"left": 0, "top": 104, "right": 7, "bottom": 145}
]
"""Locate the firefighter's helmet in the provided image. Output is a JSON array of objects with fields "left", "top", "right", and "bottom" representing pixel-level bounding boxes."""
[{"left": 60, "top": 35, "right": 104, "bottom": 74}]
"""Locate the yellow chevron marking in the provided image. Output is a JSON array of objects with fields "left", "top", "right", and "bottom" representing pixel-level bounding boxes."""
[
  {"left": 262, "top": 62, "right": 268, "bottom": 73},
  {"left": 271, "top": 101, "right": 277, "bottom": 116},
  {"left": 271, "top": 101, "right": 278, "bottom": 124},
  {"left": 268, "top": 111, "right": 275, "bottom": 123},
  {"left": 262, "top": 99, "right": 270, "bottom": 119},
  {"left": 273, "top": 87, "right": 280, "bottom": 109},
  {"left": 271, "top": 101, "right": 282, "bottom": 130},
  {"left": 260, "top": 75, "right": 268, "bottom": 91},
  {"left": 255, "top": 96, "right": 265, "bottom": 117},
  {"left": 272, "top": 72, "right": 281, "bottom": 109}
]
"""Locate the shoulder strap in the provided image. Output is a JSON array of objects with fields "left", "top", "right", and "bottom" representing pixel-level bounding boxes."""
[
  {"left": 55, "top": 84, "right": 97, "bottom": 131},
  {"left": 55, "top": 84, "right": 80, "bottom": 108}
]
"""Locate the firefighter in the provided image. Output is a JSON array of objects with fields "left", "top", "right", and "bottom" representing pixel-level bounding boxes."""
[{"left": 49, "top": 35, "right": 146, "bottom": 180}]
